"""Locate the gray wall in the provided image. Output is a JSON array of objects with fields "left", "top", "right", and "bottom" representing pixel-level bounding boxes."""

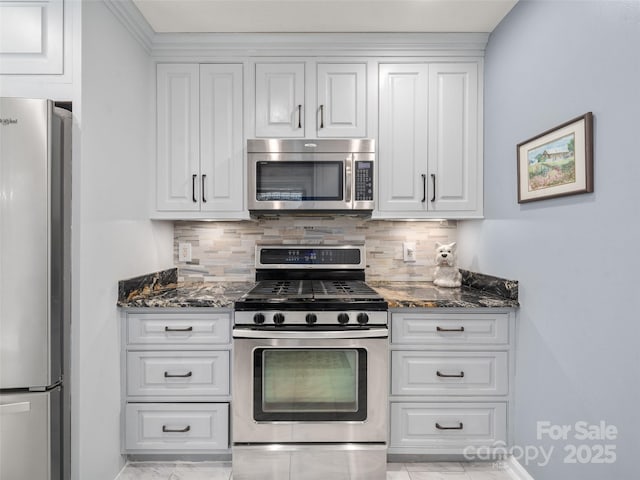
[
  {"left": 457, "top": 1, "right": 640, "bottom": 479},
  {"left": 78, "top": 3, "right": 173, "bottom": 479}
]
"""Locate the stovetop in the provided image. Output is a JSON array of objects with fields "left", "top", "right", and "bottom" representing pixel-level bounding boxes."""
[
  {"left": 234, "top": 279, "right": 387, "bottom": 311},
  {"left": 242, "top": 279, "right": 382, "bottom": 300},
  {"left": 234, "top": 245, "right": 388, "bottom": 328}
]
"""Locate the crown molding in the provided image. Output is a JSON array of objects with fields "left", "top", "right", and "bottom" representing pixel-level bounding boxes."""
[
  {"left": 150, "top": 32, "right": 489, "bottom": 59},
  {"left": 103, "top": 0, "right": 154, "bottom": 54},
  {"left": 104, "top": 0, "right": 489, "bottom": 58}
]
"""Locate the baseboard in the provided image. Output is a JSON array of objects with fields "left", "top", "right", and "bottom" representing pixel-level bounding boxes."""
[{"left": 504, "top": 456, "right": 536, "bottom": 480}]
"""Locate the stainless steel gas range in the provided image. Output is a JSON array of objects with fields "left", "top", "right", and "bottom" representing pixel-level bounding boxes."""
[{"left": 232, "top": 245, "right": 388, "bottom": 480}]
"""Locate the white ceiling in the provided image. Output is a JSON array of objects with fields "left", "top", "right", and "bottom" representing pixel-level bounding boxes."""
[{"left": 132, "top": 0, "right": 518, "bottom": 34}]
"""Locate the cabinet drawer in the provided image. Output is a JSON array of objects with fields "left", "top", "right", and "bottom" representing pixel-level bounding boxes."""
[
  {"left": 127, "top": 351, "right": 229, "bottom": 398},
  {"left": 126, "top": 313, "right": 231, "bottom": 346},
  {"left": 125, "top": 403, "right": 228, "bottom": 451},
  {"left": 391, "top": 313, "right": 509, "bottom": 345},
  {"left": 390, "top": 402, "right": 507, "bottom": 448},
  {"left": 391, "top": 351, "right": 508, "bottom": 396}
]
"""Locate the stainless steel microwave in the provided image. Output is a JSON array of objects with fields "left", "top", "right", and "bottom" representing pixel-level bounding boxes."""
[{"left": 247, "top": 139, "right": 375, "bottom": 212}]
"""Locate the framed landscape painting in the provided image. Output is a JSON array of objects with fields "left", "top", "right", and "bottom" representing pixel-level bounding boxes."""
[{"left": 517, "top": 112, "right": 593, "bottom": 203}]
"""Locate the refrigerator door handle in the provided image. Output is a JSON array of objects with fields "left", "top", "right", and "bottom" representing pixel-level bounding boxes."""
[{"left": 0, "top": 401, "right": 31, "bottom": 414}]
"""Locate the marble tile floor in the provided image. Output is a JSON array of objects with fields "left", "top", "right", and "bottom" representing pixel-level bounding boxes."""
[{"left": 116, "top": 461, "right": 518, "bottom": 480}]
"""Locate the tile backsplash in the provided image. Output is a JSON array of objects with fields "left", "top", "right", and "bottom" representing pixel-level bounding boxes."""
[{"left": 174, "top": 217, "right": 457, "bottom": 283}]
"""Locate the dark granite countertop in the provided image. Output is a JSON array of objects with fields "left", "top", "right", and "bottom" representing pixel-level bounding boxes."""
[
  {"left": 118, "top": 268, "right": 518, "bottom": 310},
  {"left": 117, "top": 268, "right": 254, "bottom": 308},
  {"left": 369, "top": 282, "right": 519, "bottom": 309}
]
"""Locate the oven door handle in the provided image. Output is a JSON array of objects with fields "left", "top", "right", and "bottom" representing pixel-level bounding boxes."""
[{"left": 232, "top": 328, "right": 388, "bottom": 339}]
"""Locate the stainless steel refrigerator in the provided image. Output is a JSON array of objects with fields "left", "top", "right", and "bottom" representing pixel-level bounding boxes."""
[{"left": 0, "top": 98, "right": 71, "bottom": 480}]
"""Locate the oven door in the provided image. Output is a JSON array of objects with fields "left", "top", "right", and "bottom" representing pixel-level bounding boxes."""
[
  {"left": 248, "top": 153, "right": 353, "bottom": 211},
  {"left": 232, "top": 328, "right": 388, "bottom": 444}
]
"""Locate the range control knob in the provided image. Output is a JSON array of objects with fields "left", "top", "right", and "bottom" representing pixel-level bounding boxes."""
[
  {"left": 305, "top": 313, "right": 318, "bottom": 325},
  {"left": 273, "top": 313, "right": 285, "bottom": 325},
  {"left": 337, "top": 313, "right": 350, "bottom": 325},
  {"left": 357, "top": 313, "right": 369, "bottom": 325},
  {"left": 253, "top": 313, "right": 265, "bottom": 325}
]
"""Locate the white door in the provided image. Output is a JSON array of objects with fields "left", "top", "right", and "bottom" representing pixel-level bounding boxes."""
[
  {"left": 156, "top": 64, "right": 200, "bottom": 211},
  {"left": 255, "top": 63, "right": 305, "bottom": 137},
  {"left": 428, "top": 63, "right": 479, "bottom": 212},
  {"left": 316, "top": 63, "right": 367, "bottom": 137},
  {"left": 200, "top": 64, "right": 244, "bottom": 213},
  {"left": 378, "top": 64, "right": 429, "bottom": 212}
]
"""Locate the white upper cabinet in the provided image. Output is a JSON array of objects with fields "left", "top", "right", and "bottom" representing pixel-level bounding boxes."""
[
  {"left": 200, "top": 64, "right": 244, "bottom": 213},
  {"left": 316, "top": 63, "right": 367, "bottom": 138},
  {"left": 255, "top": 63, "right": 305, "bottom": 137},
  {"left": 156, "top": 64, "right": 200, "bottom": 212},
  {"left": 0, "top": 0, "right": 64, "bottom": 74},
  {"left": 155, "top": 64, "right": 245, "bottom": 218},
  {"left": 378, "top": 64, "right": 429, "bottom": 212},
  {"left": 377, "top": 62, "right": 482, "bottom": 219},
  {"left": 428, "top": 63, "right": 479, "bottom": 212},
  {"left": 254, "top": 61, "right": 367, "bottom": 139}
]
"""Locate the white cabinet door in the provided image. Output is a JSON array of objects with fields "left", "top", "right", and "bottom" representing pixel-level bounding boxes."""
[
  {"left": 391, "top": 351, "right": 509, "bottom": 396},
  {"left": 428, "top": 63, "right": 480, "bottom": 212},
  {"left": 127, "top": 351, "right": 230, "bottom": 398},
  {"left": 156, "top": 64, "right": 245, "bottom": 216},
  {"left": 156, "top": 64, "right": 200, "bottom": 211},
  {"left": 125, "top": 403, "right": 229, "bottom": 451},
  {"left": 255, "top": 63, "right": 305, "bottom": 137},
  {"left": 200, "top": 64, "right": 244, "bottom": 213},
  {"left": 378, "top": 64, "right": 429, "bottom": 212},
  {"left": 377, "top": 62, "right": 482, "bottom": 218},
  {"left": 390, "top": 402, "right": 507, "bottom": 450},
  {"left": 0, "top": 0, "right": 63, "bottom": 74},
  {"left": 316, "top": 63, "right": 367, "bottom": 138}
]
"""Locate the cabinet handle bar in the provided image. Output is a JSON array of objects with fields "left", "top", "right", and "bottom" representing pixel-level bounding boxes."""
[
  {"left": 435, "top": 422, "right": 463, "bottom": 430},
  {"left": 162, "top": 425, "right": 191, "bottom": 433},
  {"left": 164, "top": 326, "right": 194, "bottom": 332},
  {"left": 202, "top": 174, "right": 207, "bottom": 203},
  {"left": 436, "top": 326, "right": 465, "bottom": 332},
  {"left": 431, "top": 173, "right": 436, "bottom": 202},
  {"left": 436, "top": 371, "right": 465, "bottom": 378},
  {"left": 164, "top": 371, "right": 193, "bottom": 378}
]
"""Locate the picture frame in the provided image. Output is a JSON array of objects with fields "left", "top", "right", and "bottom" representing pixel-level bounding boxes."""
[{"left": 517, "top": 112, "right": 593, "bottom": 203}]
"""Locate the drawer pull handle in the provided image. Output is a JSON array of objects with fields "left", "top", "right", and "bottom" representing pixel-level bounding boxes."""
[
  {"left": 436, "top": 326, "right": 465, "bottom": 332},
  {"left": 436, "top": 370, "right": 465, "bottom": 378},
  {"left": 162, "top": 425, "right": 191, "bottom": 433},
  {"left": 436, "top": 422, "right": 464, "bottom": 430},
  {"left": 164, "top": 371, "right": 193, "bottom": 378},
  {"left": 164, "top": 326, "right": 193, "bottom": 332}
]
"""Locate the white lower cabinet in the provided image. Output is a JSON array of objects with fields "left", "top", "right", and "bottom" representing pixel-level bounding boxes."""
[
  {"left": 127, "top": 351, "right": 230, "bottom": 398},
  {"left": 125, "top": 403, "right": 229, "bottom": 451},
  {"left": 121, "top": 310, "right": 232, "bottom": 454},
  {"left": 389, "top": 309, "right": 515, "bottom": 455},
  {"left": 390, "top": 402, "right": 507, "bottom": 449},
  {"left": 391, "top": 351, "right": 508, "bottom": 397}
]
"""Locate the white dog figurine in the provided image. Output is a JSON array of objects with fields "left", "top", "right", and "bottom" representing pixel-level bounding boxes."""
[{"left": 433, "top": 242, "right": 462, "bottom": 288}]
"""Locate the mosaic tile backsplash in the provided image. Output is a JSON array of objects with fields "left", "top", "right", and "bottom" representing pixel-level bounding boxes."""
[{"left": 174, "top": 217, "right": 457, "bottom": 283}]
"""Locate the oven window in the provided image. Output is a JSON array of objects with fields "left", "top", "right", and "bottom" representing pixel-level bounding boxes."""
[
  {"left": 253, "top": 348, "right": 367, "bottom": 421},
  {"left": 256, "top": 161, "right": 344, "bottom": 201}
]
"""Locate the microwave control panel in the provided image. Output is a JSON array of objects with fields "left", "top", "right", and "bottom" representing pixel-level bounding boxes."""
[{"left": 354, "top": 161, "right": 374, "bottom": 201}]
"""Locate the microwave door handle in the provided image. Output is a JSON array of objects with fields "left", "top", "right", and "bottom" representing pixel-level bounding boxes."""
[{"left": 345, "top": 157, "right": 353, "bottom": 205}]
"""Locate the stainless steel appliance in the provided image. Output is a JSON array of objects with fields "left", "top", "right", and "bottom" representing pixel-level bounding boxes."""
[
  {"left": 0, "top": 98, "right": 71, "bottom": 480},
  {"left": 247, "top": 139, "right": 375, "bottom": 212},
  {"left": 232, "top": 245, "right": 388, "bottom": 480}
]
